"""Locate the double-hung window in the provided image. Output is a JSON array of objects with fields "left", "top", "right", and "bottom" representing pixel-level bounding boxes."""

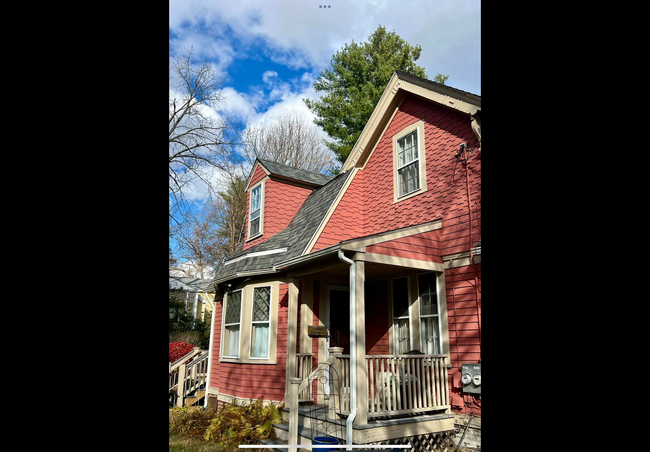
[
  {"left": 250, "top": 286, "right": 271, "bottom": 358},
  {"left": 223, "top": 290, "right": 242, "bottom": 358},
  {"left": 393, "top": 120, "right": 427, "bottom": 202},
  {"left": 418, "top": 273, "right": 440, "bottom": 354},
  {"left": 397, "top": 130, "right": 420, "bottom": 196},
  {"left": 392, "top": 277, "right": 411, "bottom": 354},
  {"left": 249, "top": 184, "right": 262, "bottom": 238}
]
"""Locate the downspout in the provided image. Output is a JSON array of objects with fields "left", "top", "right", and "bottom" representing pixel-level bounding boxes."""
[{"left": 338, "top": 249, "right": 356, "bottom": 449}]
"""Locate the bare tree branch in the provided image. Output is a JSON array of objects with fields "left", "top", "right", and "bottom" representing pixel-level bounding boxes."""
[
  {"left": 169, "top": 46, "right": 240, "bottom": 225},
  {"left": 241, "top": 113, "right": 334, "bottom": 173}
]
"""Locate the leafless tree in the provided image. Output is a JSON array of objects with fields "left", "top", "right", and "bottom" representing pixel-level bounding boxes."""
[
  {"left": 242, "top": 113, "right": 334, "bottom": 173},
  {"left": 169, "top": 46, "right": 239, "bottom": 225},
  {"left": 169, "top": 173, "right": 248, "bottom": 279}
]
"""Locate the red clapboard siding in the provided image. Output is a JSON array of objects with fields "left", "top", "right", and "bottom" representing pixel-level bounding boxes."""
[
  {"left": 209, "top": 300, "right": 223, "bottom": 389},
  {"left": 365, "top": 280, "right": 390, "bottom": 355},
  {"left": 211, "top": 284, "right": 290, "bottom": 402}
]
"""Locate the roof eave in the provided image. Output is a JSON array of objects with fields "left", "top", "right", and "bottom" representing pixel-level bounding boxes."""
[{"left": 341, "top": 71, "right": 481, "bottom": 173}]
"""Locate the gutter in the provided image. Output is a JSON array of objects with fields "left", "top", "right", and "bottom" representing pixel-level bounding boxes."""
[{"left": 337, "top": 249, "right": 356, "bottom": 449}]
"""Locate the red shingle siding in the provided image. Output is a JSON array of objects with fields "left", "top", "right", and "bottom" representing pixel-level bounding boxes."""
[
  {"left": 244, "top": 178, "right": 312, "bottom": 251},
  {"left": 249, "top": 165, "right": 268, "bottom": 188},
  {"left": 312, "top": 95, "right": 480, "bottom": 258}
]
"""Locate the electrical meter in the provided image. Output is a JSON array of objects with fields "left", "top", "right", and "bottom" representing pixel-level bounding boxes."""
[{"left": 461, "top": 363, "right": 481, "bottom": 394}]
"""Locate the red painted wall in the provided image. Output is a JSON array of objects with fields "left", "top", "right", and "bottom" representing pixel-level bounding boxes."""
[
  {"left": 446, "top": 262, "right": 481, "bottom": 416},
  {"left": 244, "top": 176, "right": 313, "bottom": 251},
  {"left": 309, "top": 94, "right": 481, "bottom": 415},
  {"left": 209, "top": 284, "right": 290, "bottom": 402},
  {"left": 312, "top": 94, "right": 480, "bottom": 255},
  {"left": 365, "top": 280, "right": 390, "bottom": 355}
]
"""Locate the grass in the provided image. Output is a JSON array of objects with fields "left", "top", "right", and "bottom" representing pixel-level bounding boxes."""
[{"left": 169, "top": 433, "right": 226, "bottom": 452}]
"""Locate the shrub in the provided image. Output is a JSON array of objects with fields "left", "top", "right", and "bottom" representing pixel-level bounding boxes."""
[
  {"left": 169, "top": 406, "right": 216, "bottom": 440},
  {"left": 203, "top": 397, "right": 285, "bottom": 447}
]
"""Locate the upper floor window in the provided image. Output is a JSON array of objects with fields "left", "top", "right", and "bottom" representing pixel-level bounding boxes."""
[
  {"left": 397, "top": 131, "right": 420, "bottom": 196},
  {"left": 393, "top": 120, "right": 427, "bottom": 203},
  {"left": 248, "top": 183, "right": 263, "bottom": 239}
]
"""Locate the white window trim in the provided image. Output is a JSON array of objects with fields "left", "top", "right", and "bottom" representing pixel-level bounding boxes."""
[
  {"left": 393, "top": 120, "right": 427, "bottom": 203},
  {"left": 220, "top": 280, "right": 280, "bottom": 365},
  {"left": 247, "top": 180, "right": 265, "bottom": 240},
  {"left": 221, "top": 289, "right": 243, "bottom": 359},
  {"left": 418, "top": 272, "right": 442, "bottom": 355},
  {"left": 249, "top": 285, "right": 272, "bottom": 360}
]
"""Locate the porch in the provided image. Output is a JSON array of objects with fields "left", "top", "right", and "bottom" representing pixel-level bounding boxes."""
[
  {"left": 285, "top": 348, "right": 454, "bottom": 448},
  {"left": 296, "top": 350, "right": 450, "bottom": 418}
]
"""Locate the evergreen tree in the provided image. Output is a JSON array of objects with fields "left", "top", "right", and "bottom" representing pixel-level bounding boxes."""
[{"left": 304, "top": 25, "right": 448, "bottom": 165}]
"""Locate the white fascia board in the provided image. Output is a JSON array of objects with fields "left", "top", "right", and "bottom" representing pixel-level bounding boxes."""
[{"left": 223, "top": 248, "right": 288, "bottom": 266}]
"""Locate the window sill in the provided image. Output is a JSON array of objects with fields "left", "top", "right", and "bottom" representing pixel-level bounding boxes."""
[
  {"left": 219, "top": 357, "right": 277, "bottom": 365},
  {"left": 246, "top": 233, "right": 263, "bottom": 242},
  {"left": 394, "top": 187, "right": 427, "bottom": 204}
]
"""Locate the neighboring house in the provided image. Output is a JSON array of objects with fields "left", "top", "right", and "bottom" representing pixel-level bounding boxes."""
[
  {"left": 169, "top": 276, "right": 216, "bottom": 322},
  {"left": 205, "top": 71, "right": 481, "bottom": 448}
]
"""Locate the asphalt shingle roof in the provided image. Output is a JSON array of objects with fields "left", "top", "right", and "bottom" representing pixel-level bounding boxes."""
[
  {"left": 169, "top": 276, "right": 216, "bottom": 293},
  {"left": 216, "top": 169, "right": 352, "bottom": 282},
  {"left": 258, "top": 158, "right": 334, "bottom": 187}
]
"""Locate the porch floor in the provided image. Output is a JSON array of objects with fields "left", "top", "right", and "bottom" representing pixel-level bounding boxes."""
[
  {"left": 292, "top": 403, "right": 454, "bottom": 429},
  {"left": 274, "top": 403, "right": 456, "bottom": 450}
]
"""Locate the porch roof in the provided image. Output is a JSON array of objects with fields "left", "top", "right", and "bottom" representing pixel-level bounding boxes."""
[
  {"left": 214, "top": 169, "right": 353, "bottom": 284},
  {"left": 169, "top": 276, "right": 216, "bottom": 293}
]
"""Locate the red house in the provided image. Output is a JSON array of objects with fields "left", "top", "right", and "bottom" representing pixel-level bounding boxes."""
[{"left": 205, "top": 71, "right": 482, "bottom": 450}]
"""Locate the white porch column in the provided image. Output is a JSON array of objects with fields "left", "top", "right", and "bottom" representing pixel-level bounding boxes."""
[
  {"left": 285, "top": 279, "right": 299, "bottom": 402},
  {"left": 353, "top": 259, "right": 367, "bottom": 425}
]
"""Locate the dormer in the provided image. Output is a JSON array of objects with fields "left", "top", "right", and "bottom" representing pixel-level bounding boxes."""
[{"left": 243, "top": 159, "right": 333, "bottom": 251}]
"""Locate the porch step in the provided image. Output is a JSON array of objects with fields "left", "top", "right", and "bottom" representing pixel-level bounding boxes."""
[{"left": 182, "top": 389, "right": 205, "bottom": 407}]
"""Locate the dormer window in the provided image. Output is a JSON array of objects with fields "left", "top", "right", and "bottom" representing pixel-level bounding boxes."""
[{"left": 248, "top": 181, "right": 264, "bottom": 239}]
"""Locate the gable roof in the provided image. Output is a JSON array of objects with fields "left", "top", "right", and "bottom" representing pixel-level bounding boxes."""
[
  {"left": 169, "top": 276, "right": 216, "bottom": 293},
  {"left": 341, "top": 71, "right": 481, "bottom": 172},
  {"left": 215, "top": 170, "right": 352, "bottom": 284},
  {"left": 245, "top": 158, "right": 333, "bottom": 191}
]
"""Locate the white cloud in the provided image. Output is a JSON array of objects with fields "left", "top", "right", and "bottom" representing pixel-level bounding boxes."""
[
  {"left": 169, "top": 0, "right": 480, "bottom": 94},
  {"left": 262, "top": 70, "right": 278, "bottom": 84}
]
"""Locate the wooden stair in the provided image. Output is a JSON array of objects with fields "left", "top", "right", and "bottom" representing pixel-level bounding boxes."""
[{"left": 183, "top": 389, "right": 205, "bottom": 407}]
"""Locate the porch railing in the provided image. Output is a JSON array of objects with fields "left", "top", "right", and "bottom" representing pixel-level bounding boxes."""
[
  {"left": 169, "top": 347, "right": 209, "bottom": 407},
  {"left": 295, "top": 353, "right": 314, "bottom": 402},
  {"left": 336, "top": 354, "right": 450, "bottom": 417}
]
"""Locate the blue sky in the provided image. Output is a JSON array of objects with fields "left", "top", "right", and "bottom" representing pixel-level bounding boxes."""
[{"left": 169, "top": 0, "right": 480, "bottom": 198}]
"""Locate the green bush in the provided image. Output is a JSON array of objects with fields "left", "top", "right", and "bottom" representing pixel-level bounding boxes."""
[
  {"left": 169, "top": 406, "right": 217, "bottom": 440},
  {"left": 168, "top": 397, "right": 284, "bottom": 450},
  {"left": 203, "top": 397, "right": 285, "bottom": 447}
]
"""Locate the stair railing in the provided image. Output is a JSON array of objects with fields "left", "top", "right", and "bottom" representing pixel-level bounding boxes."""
[{"left": 169, "top": 347, "right": 209, "bottom": 407}]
